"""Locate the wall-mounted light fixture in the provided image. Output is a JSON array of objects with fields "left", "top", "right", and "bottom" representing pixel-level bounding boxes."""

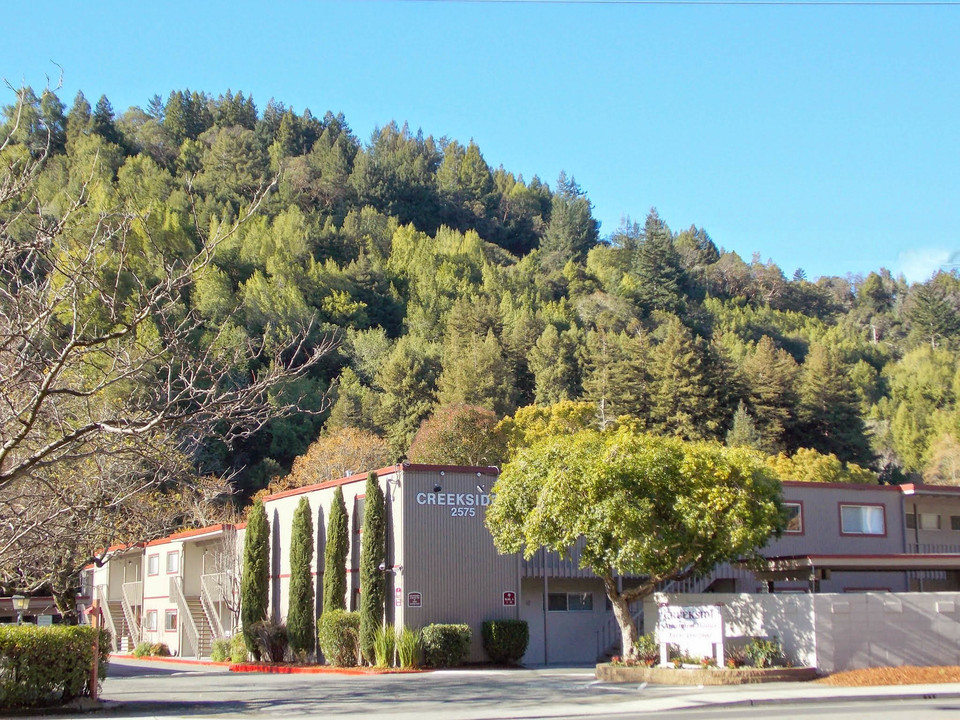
[
  {"left": 11, "top": 594, "right": 29, "bottom": 625},
  {"left": 433, "top": 484, "right": 442, "bottom": 493}
]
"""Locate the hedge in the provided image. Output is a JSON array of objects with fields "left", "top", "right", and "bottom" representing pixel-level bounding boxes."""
[
  {"left": 318, "top": 610, "right": 359, "bottom": 667},
  {"left": 421, "top": 624, "right": 472, "bottom": 668},
  {"left": 482, "top": 620, "right": 529, "bottom": 665},
  {"left": 0, "top": 624, "right": 110, "bottom": 709}
]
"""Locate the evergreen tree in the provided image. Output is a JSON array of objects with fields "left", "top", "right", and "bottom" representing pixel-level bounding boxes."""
[
  {"left": 540, "top": 172, "right": 599, "bottom": 270},
  {"left": 647, "top": 317, "right": 720, "bottom": 440},
  {"left": 287, "top": 496, "right": 316, "bottom": 659},
  {"left": 631, "top": 209, "right": 686, "bottom": 315},
  {"left": 742, "top": 335, "right": 798, "bottom": 453},
  {"left": 528, "top": 325, "right": 581, "bottom": 406},
  {"left": 241, "top": 499, "right": 270, "bottom": 660},
  {"left": 726, "top": 401, "right": 763, "bottom": 449},
  {"left": 358, "top": 472, "right": 386, "bottom": 664},
  {"left": 796, "top": 342, "right": 873, "bottom": 465},
  {"left": 322, "top": 486, "right": 349, "bottom": 613},
  {"left": 92, "top": 95, "right": 121, "bottom": 147}
]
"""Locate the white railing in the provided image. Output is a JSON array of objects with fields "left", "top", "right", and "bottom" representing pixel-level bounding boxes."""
[
  {"left": 595, "top": 603, "right": 643, "bottom": 660},
  {"left": 200, "top": 573, "right": 227, "bottom": 639},
  {"left": 120, "top": 581, "right": 142, "bottom": 646},
  {"left": 170, "top": 576, "right": 201, "bottom": 658},
  {"left": 95, "top": 585, "right": 119, "bottom": 652}
]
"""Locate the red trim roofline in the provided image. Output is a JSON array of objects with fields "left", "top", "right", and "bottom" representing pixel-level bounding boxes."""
[
  {"left": 781, "top": 480, "right": 900, "bottom": 492},
  {"left": 144, "top": 523, "right": 236, "bottom": 547},
  {"left": 263, "top": 463, "right": 500, "bottom": 503}
]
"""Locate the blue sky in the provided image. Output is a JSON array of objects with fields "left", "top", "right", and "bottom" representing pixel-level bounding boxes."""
[{"left": 3, "top": 0, "right": 958, "bottom": 283}]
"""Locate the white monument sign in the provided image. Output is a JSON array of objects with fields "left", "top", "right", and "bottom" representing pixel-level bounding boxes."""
[{"left": 656, "top": 604, "right": 725, "bottom": 666}]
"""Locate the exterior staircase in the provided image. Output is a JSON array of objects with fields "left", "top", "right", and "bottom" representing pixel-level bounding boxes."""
[
  {"left": 107, "top": 600, "right": 136, "bottom": 653},
  {"left": 185, "top": 598, "right": 215, "bottom": 658}
]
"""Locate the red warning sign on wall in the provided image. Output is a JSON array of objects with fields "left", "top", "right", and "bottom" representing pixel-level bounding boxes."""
[
  {"left": 408, "top": 592, "right": 422, "bottom": 608},
  {"left": 503, "top": 591, "right": 517, "bottom": 606}
]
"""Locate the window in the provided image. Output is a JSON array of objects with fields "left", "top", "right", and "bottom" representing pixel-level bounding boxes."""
[
  {"left": 164, "top": 609, "right": 177, "bottom": 632},
  {"left": 784, "top": 503, "right": 803, "bottom": 534},
  {"left": 166, "top": 551, "right": 179, "bottom": 574},
  {"left": 951, "top": 516, "right": 960, "bottom": 531},
  {"left": 547, "top": 592, "right": 594, "bottom": 612},
  {"left": 144, "top": 610, "right": 157, "bottom": 632},
  {"left": 920, "top": 513, "right": 941, "bottom": 530},
  {"left": 840, "top": 504, "right": 885, "bottom": 535},
  {"left": 355, "top": 496, "right": 365, "bottom": 534},
  {"left": 906, "top": 513, "right": 917, "bottom": 530},
  {"left": 147, "top": 554, "right": 159, "bottom": 576}
]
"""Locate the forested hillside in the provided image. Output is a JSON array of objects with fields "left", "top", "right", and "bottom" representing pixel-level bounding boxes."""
[{"left": 5, "top": 86, "right": 960, "bottom": 498}]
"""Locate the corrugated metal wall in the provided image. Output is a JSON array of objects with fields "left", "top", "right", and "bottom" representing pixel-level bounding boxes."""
[{"left": 399, "top": 466, "right": 519, "bottom": 661}]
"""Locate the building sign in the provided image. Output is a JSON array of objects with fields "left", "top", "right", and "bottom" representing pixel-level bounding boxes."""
[
  {"left": 503, "top": 591, "right": 517, "bottom": 607},
  {"left": 407, "top": 592, "right": 422, "bottom": 608},
  {"left": 657, "top": 605, "right": 723, "bottom": 644},
  {"left": 415, "top": 492, "right": 491, "bottom": 507}
]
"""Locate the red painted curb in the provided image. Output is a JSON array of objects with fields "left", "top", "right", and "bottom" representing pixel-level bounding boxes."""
[
  {"left": 229, "top": 663, "right": 426, "bottom": 675},
  {"left": 110, "top": 653, "right": 231, "bottom": 667}
]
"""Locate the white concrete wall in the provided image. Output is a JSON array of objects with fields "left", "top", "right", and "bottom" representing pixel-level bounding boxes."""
[{"left": 649, "top": 591, "right": 960, "bottom": 673}]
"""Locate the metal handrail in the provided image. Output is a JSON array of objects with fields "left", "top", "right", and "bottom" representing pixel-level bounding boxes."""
[
  {"left": 120, "top": 581, "right": 142, "bottom": 646},
  {"left": 200, "top": 573, "right": 226, "bottom": 638},
  {"left": 95, "top": 585, "right": 119, "bottom": 652},
  {"left": 171, "top": 577, "right": 201, "bottom": 658}
]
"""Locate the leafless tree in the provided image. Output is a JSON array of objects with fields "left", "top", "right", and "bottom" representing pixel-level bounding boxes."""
[{"left": 0, "top": 85, "right": 336, "bottom": 609}]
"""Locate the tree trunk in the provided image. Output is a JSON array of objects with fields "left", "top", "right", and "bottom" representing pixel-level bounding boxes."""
[{"left": 602, "top": 574, "right": 639, "bottom": 660}]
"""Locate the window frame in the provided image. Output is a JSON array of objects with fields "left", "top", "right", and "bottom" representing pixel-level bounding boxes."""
[
  {"left": 919, "top": 513, "right": 942, "bottom": 531},
  {"left": 839, "top": 503, "right": 887, "bottom": 537},
  {"left": 147, "top": 553, "right": 160, "bottom": 577},
  {"left": 164, "top": 609, "right": 177, "bottom": 632},
  {"left": 547, "top": 592, "right": 594, "bottom": 612},
  {"left": 144, "top": 609, "right": 158, "bottom": 632},
  {"left": 783, "top": 501, "right": 804, "bottom": 535},
  {"left": 166, "top": 550, "right": 180, "bottom": 575}
]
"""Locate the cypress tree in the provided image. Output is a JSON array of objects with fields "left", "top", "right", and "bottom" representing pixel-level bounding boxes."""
[
  {"left": 241, "top": 499, "right": 270, "bottom": 660},
  {"left": 322, "top": 486, "right": 349, "bottom": 613},
  {"left": 287, "top": 497, "right": 315, "bottom": 660},
  {"left": 359, "top": 472, "right": 387, "bottom": 664}
]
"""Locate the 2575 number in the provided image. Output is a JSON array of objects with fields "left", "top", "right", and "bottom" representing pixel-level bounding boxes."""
[{"left": 450, "top": 507, "right": 476, "bottom": 517}]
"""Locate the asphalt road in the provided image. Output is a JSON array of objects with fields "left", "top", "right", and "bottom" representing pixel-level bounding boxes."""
[{"left": 87, "top": 658, "right": 960, "bottom": 720}]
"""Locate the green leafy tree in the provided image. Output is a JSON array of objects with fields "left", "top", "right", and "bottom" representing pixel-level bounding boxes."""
[
  {"left": 486, "top": 428, "right": 784, "bottom": 660},
  {"left": 407, "top": 404, "right": 507, "bottom": 466},
  {"left": 767, "top": 447, "right": 877, "bottom": 484},
  {"left": 287, "top": 497, "right": 316, "bottom": 659},
  {"left": 358, "top": 472, "right": 387, "bottom": 664},
  {"left": 241, "top": 499, "right": 270, "bottom": 660},
  {"left": 322, "top": 487, "right": 349, "bottom": 613},
  {"left": 741, "top": 336, "right": 799, "bottom": 452}
]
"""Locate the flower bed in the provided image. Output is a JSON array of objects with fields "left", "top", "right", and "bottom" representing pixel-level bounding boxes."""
[{"left": 596, "top": 662, "right": 818, "bottom": 685}]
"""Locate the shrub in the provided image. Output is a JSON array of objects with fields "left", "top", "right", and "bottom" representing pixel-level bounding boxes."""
[
  {"left": 210, "top": 637, "right": 231, "bottom": 662},
  {"left": 421, "top": 623, "right": 472, "bottom": 668},
  {"left": 373, "top": 623, "right": 396, "bottom": 668},
  {"left": 230, "top": 633, "right": 248, "bottom": 663},
  {"left": 725, "top": 645, "right": 748, "bottom": 668},
  {"left": 251, "top": 620, "right": 288, "bottom": 663},
  {"left": 0, "top": 625, "right": 110, "bottom": 709},
  {"left": 744, "top": 637, "right": 784, "bottom": 668},
  {"left": 132, "top": 641, "right": 152, "bottom": 658},
  {"left": 395, "top": 626, "right": 421, "bottom": 669},
  {"left": 318, "top": 610, "right": 360, "bottom": 667},
  {"left": 633, "top": 633, "right": 660, "bottom": 666},
  {"left": 132, "top": 641, "right": 170, "bottom": 658},
  {"left": 481, "top": 620, "right": 529, "bottom": 665}
]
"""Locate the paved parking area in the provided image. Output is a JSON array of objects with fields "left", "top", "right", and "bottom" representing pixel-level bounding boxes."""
[{"left": 98, "top": 658, "right": 672, "bottom": 718}]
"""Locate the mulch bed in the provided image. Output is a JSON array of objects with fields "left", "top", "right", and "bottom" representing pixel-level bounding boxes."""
[{"left": 818, "top": 666, "right": 960, "bottom": 686}]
